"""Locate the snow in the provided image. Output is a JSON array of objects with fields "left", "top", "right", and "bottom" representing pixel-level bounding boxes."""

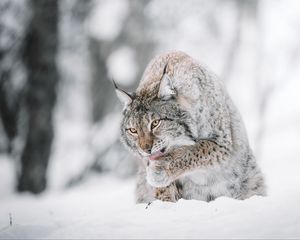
[
  {"left": 0, "top": 156, "right": 15, "bottom": 198},
  {"left": 87, "top": 0, "right": 129, "bottom": 41},
  {"left": 107, "top": 46, "right": 138, "bottom": 86},
  {"left": 0, "top": 170, "right": 300, "bottom": 239}
]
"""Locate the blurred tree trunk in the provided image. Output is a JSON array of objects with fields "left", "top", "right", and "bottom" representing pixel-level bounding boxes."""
[
  {"left": 0, "top": 0, "right": 29, "bottom": 153},
  {"left": 0, "top": 74, "right": 19, "bottom": 152},
  {"left": 17, "top": 0, "right": 58, "bottom": 193}
]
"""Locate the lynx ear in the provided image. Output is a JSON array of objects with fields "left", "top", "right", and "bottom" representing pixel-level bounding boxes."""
[
  {"left": 158, "top": 74, "right": 176, "bottom": 100},
  {"left": 113, "top": 80, "right": 133, "bottom": 107}
]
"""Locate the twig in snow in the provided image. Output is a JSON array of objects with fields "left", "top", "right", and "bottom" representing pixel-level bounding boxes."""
[
  {"left": 145, "top": 202, "right": 152, "bottom": 209},
  {"left": 9, "top": 213, "right": 12, "bottom": 226}
]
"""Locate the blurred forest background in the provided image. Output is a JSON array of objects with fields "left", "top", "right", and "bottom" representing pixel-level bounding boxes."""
[{"left": 1, "top": 0, "right": 300, "bottom": 195}]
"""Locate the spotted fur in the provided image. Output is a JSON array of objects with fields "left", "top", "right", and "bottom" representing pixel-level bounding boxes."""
[{"left": 116, "top": 51, "right": 266, "bottom": 203}]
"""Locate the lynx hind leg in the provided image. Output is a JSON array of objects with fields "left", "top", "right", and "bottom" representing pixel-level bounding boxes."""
[
  {"left": 241, "top": 169, "right": 266, "bottom": 199},
  {"left": 154, "top": 181, "right": 183, "bottom": 202},
  {"left": 240, "top": 155, "right": 267, "bottom": 199}
]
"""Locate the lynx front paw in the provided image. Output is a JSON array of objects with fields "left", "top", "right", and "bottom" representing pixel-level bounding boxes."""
[
  {"left": 146, "top": 161, "right": 172, "bottom": 187},
  {"left": 155, "top": 188, "right": 176, "bottom": 202},
  {"left": 154, "top": 183, "right": 182, "bottom": 202}
]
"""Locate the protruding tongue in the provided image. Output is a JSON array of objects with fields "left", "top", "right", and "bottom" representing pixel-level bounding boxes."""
[{"left": 149, "top": 150, "right": 165, "bottom": 161}]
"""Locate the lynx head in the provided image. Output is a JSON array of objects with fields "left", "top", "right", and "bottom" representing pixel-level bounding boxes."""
[{"left": 114, "top": 71, "right": 196, "bottom": 164}]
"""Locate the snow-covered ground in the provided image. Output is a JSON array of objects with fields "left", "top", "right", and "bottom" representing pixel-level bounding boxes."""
[{"left": 0, "top": 157, "right": 300, "bottom": 239}]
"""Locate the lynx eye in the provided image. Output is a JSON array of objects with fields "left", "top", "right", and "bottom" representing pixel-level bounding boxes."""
[
  {"left": 151, "top": 119, "right": 161, "bottom": 130},
  {"left": 128, "top": 128, "right": 137, "bottom": 135}
]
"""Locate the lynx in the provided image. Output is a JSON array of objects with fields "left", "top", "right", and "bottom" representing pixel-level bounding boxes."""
[{"left": 115, "top": 51, "right": 266, "bottom": 203}]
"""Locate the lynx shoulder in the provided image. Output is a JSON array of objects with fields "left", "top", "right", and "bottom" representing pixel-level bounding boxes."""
[{"left": 115, "top": 51, "right": 266, "bottom": 203}]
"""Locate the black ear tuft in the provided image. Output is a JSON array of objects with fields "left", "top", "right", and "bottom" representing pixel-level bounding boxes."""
[
  {"left": 112, "top": 79, "right": 118, "bottom": 89},
  {"left": 112, "top": 79, "right": 133, "bottom": 107}
]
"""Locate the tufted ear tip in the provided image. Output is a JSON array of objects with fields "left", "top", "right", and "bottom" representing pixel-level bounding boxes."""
[
  {"left": 113, "top": 79, "right": 133, "bottom": 107},
  {"left": 158, "top": 74, "right": 177, "bottom": 100},
  {"left": 112, "top": 79, "right": 118, "bottom": 89}
]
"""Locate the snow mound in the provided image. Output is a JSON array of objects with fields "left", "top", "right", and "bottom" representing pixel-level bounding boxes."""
[{"left": 0, "top": 174, "right": 299, "bottom": 239}]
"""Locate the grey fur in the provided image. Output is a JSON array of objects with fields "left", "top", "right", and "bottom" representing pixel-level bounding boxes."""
[{"left": 116, "top": 51, "right": 266, "bottom": 203}]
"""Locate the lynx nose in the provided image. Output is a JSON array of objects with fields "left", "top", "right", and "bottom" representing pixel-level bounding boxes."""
[
  {"left": 139, "top": 135, "right": 153, "bottom": 155},
  {"left": 143, "top": 144, "right": 152, "bottom": 154}
]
